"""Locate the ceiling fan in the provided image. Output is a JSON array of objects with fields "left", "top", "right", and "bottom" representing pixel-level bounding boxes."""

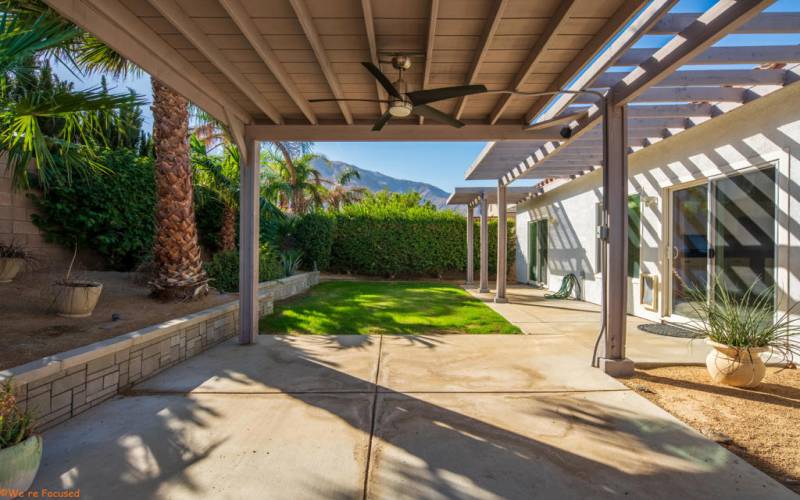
[{"left": 309, "top": 55, "right": 487, "bottom": 131}]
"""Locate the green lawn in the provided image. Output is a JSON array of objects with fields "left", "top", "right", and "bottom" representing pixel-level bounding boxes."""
[{"left": 260, "top": 281, "right": 520, "bottom": 335}]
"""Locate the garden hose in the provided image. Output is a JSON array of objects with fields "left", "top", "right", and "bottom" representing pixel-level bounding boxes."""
[{"left": 545, "top": 273, "right": 581, "bottom": 300}]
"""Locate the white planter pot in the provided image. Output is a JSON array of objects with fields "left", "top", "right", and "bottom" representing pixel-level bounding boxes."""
[
  {"left": 705, "top": 340, "right": 769, "bottom": 388},
  {"left": 54, "top": 281, "right": 103, "bottom": 318},
  {"left": 0, "top": 258, "right": 24, "bottom": 283},
  {"left": 0, "top": 435, "right": 42, "bottom": 498}
]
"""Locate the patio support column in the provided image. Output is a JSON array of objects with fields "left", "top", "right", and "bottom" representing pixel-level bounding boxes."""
[
  {"left": 599, "top": 98, "right": 633, "bottom": 376},
  {"left": 466, "top": 204, "right": 474, "bottom": 284},
  {"left": 479, "top": 193, "right": 490, "bottom": 293},
  {"left": 239, "top": 138, "right": 260, "bottom": 344},
  {"left": 494, "top": 182, "right": 507, "bottom": 303}
]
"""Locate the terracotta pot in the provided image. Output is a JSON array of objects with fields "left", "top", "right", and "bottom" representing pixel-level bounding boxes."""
[
  {"left": 0, "top": 435, "right": 42, "bottom": 498},
  {"left": 0, "top": 258, "right": 24, "bottom": 283},
  {"left": 705, "top": 339, "right": 769, "bottom": 388},
  {"left": 54, "top": 281, "right": 103, "bottom": 318}
]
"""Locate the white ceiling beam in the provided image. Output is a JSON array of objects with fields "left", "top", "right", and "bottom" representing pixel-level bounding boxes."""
[
  {"left": 419, "top": 0, "right": 440, "bottom": 124},
  {"left": 520, "top": 0, "right": 675, "bottom": 125},
  {"left": 593, "top": 68, "right": 786, "bottom": 88},
  {"left": 220, "top": 0, "right": 316, "bottom": 125},
  {"left": 45, "top": 0, "right": 251, "bottom": 127},
  {"left": 453, "top": 0, "right": 509, "bottom": 120},
  {"left": 488, "top": 0, "right": 580, "bottom": 124},
  {"left": 616, "top": 44, "right": 800, "bottom": 67},
  {"left": 361, "top": 0, "right": 386, "bottom": 115},
  {"left": 290, "top": 0, "right": 353, "bottom": 124},
  {"left": 652, "top": 12, "right": 800, "bottom": 34},
  {"left": 246, "top": 123, "right": 561, "bottom": 142},
  {"left": 612, "top": 0, "right": 776, "bottom": 106},
  {"left": 560, "top": 102, "right": 713, "bottom": 118},
  {"left": 148, "top": 0, "right": 283, "bottom": 124},
  {"left": 499, "top": 1, "right": 773, "bottom": 184},
  {"left": 571, "top": 86, "right": 746, "bottom": 104}
]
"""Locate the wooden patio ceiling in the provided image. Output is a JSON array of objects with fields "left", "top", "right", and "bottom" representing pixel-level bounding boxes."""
[
  {"left": 466, "top": 0, "right": 799, "bottom": 185},
  {"left": 43, "top": 0, "right": 676, "bottom": 143}
]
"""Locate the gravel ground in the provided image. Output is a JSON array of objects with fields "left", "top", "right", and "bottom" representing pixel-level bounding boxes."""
[
  {"left": 621, "top": 366, "right": 800, "bottom": 494},
  {"left": 0, "top": 270, "right": 234, "bottom": 370}
]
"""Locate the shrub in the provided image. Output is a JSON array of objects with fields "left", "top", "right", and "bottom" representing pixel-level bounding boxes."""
[
  {"left": 195, "top": 184, "right": 227, "bottom": 253},
  {"left": 204, "top": 244, "right": 282, "bottom": 293},
  {"left": 324, "top": 208, "right": 514, "bottom": 277},
  {"left": 1, "top": 380, "right": 34, "bottom": 450},
  {"left": 294, "top": 212, "right": 334, "bottom": 270},
  {"left": 31, "top": 148, "right": 155, "bottom": 271}
]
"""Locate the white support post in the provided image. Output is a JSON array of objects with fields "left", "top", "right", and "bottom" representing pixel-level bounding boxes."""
[
  {"left": 495, "top": 182, "right": 508, "bottom": 303},
  {"left": 599, "top": 98, "right": 634, "bottom": 376},
  {"left": 466, "top": 205, "right": 474, "bottom": 284},
  {"left": 239, "top": 138, "right": 260, "bottom": 344},
  {"left": 479, "top": 194, "right": 490, "bottom": 293}
]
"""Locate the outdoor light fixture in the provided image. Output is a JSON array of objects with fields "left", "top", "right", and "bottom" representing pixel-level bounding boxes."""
[{"left": 560, "top": 126, "right": 573, "bottom": 139}]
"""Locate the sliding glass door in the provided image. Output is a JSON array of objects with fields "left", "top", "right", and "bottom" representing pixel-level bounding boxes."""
[
  {"left": 668, "top": 165, "right": 776, "bottom": 319},
  {"left": 670, "top": 183, "right": 709, "bottom": 319},
  {"left": 528, "top": 219, "right": 548, "bottom": 285},
  {"left": 713, "top": 166, "right": 776, "bottom": 306}
]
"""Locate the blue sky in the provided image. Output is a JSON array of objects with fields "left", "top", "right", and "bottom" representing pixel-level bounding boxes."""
[{"left": 52, "top": 0, "right": 799, "bottom": 193}]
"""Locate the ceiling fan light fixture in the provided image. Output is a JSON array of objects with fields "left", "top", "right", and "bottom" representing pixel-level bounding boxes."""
[{"left": 388, "top": 100, "right": 413, "bottom": 117}]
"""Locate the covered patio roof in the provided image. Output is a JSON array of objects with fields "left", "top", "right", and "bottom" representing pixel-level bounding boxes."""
[
  {"left": 466, "top": 1, "right": 798, "bottom": 183},
  {"left": 446, "top": 186, "right": 531, "bottom": 207},
  {"left": 44, "top": 0, "right": 677, "bottom": 143}
]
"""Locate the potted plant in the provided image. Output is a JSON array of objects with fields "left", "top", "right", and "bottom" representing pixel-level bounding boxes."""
[
  {"left": 0, "top": 381, "right": 41, "bottom": 498},
  {"left": 53, "top": 245, "right": 102, "bottom": 318},
  {"left": 0, "top": 242, "right": 28, "bottom": 283},
  {"left": 683, "top": 277, "right": 799, "bottom": 388}
]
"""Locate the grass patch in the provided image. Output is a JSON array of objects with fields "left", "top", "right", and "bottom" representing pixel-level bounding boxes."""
[{"left": 260, "top": 280, "right": 520, "bottom": 335}]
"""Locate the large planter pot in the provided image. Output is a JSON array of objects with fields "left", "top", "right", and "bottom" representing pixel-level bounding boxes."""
[
  {"left": 706, "top": 340, "right": 769, "bottom": 388},
  {"left": 0, "top": 435, "right": 42, "bottom": 498},
  {"left": 54, "top": 281, "right": 103, "bottom": 318},
  {"left": 0, "top": 258, "right": 24, "bottom": 283}
]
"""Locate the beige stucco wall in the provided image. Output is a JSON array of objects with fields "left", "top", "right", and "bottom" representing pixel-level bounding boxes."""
[
  {"left": 517, "top": 82, "right": 800, "bottom": 322},
  {"left": 0, "top": 157, "right": 73, "bottom": 269}
]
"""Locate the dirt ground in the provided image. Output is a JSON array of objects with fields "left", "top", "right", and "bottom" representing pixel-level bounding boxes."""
[
  {"left": 0, "top": 270, "right": 234, "bottom": 370},
  {"left": 621, "top": 366, "right": 800, "bottom": 494}
]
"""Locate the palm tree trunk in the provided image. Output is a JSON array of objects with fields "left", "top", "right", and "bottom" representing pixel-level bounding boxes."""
[
  {"left": 220, "top": 204, "right": 237, "bottom": 252},
  {"left": 273, "top": 141, "right": 299, "bottom": 213},
  {"left": 150, "top": 79, "right": 208, "bottom": 299}
]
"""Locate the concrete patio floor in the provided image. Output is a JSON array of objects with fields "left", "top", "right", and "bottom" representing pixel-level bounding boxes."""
[
  {"left": 469, "top": 283, "right": 713, "bottom": 366},
  {"left": 32, "top": 332, "right": 795, "bottom": 499}
]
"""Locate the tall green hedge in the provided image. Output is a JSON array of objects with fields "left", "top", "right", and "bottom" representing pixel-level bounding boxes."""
[
  {"left": 303, "top": 209, "right": 514, "bottom": 277},
  {"left": 31, "top": 148, "right": 156, "bottom": 271},
  {"left": 293, "top": 212, "right": 334, "bottom": 270}
]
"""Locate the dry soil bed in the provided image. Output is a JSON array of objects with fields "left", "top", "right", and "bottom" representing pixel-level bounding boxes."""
[
  {"left": 622, "top": 366, "right": 800, "bottom": 494},
  {"left": 0, "top": 270, "right": 233, "bottom": 370}
]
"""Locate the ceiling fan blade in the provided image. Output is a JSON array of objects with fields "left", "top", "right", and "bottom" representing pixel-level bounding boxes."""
[
  {"left": 406, "top": 84, "right": 488, "bottom": 105},
  {"left": 412, "top": 105, "right": 464, "bottom": 128},
  {"left": 372, "top": 111, "right": 392, "bottom": 131},
  {"left": 309, "top": 98, "right": 390, "bottom": 103},
  {"left": 361, "top": 62, "right": 401, "bottom": 99}
]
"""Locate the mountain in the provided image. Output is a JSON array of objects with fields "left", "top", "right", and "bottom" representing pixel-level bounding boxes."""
[{"left": 310, "top": 156, "right": 452, "bottom": 210}]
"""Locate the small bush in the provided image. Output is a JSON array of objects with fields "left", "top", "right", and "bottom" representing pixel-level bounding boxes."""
[
  {"left": 1, "top": 380, "right": 34, "bottom": 450},
  {"left": 204, "top": 244, "right": 282, "bottom": 293},
  {"left": 195, "top": 185, "right": 227, "bottom": 253},
  {"left": 31, "top": 148, "right": 155, "bottom": 271}
]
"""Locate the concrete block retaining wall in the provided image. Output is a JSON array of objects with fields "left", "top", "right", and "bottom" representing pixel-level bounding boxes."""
[{"left": 1, "top": 271, "right": 319, "bottom": 430}]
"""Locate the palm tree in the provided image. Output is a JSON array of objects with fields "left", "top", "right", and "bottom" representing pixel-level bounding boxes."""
[
  {"left": 325, "top": 167, "right": 367, "bottom": 211},
  {"left": 261, "top": 143, "right": 326, "bottom": 215},
  {"left": 0, "top": 2, "right": 143, "bottom": 189},
  {"left": 191, "top": 134, "right": 239, "bottom": 251}
]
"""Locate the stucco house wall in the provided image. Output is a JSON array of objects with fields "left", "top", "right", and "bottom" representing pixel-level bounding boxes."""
[{"left": 516, "top": 82, "right": 800, "bottom": 322}]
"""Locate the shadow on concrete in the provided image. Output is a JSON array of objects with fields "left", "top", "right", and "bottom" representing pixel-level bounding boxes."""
[{"left": 33, "top": 335, "right": 794, "bottom": 499}]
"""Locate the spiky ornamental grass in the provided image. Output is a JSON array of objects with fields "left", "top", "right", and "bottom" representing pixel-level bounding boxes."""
[{"left": 682, "top": 276, "right": 800, "bottom": 364}]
